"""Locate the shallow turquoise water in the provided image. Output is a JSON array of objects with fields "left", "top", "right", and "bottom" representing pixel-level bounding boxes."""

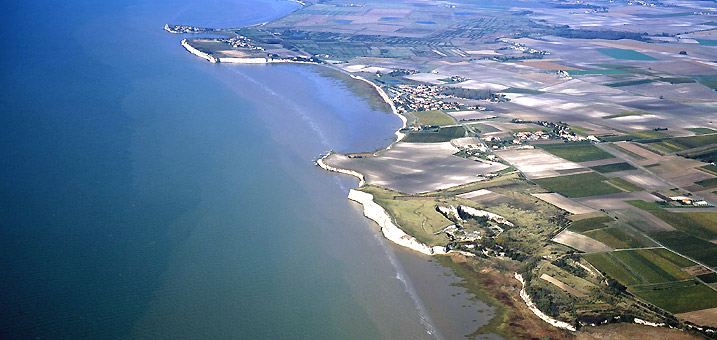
[{"left": 0, "top": 0, "right": 494, "bottom": 339}]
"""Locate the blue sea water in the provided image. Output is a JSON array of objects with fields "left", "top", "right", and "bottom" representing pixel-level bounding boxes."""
[{"left": 0, "top": 0, "right": 494, "bottom": 339}]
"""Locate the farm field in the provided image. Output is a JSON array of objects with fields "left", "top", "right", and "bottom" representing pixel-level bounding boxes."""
[
  {"left": 401, "top": 126, "right": 466, "bottom": 143},
  {"left": 650, "top": 231, "right": 717, "bottom": 268},
  {"left": 534, "top": 172, "right": 622, "bottom": 198},
  {"left": 567, "top": 215, "right": 613, "bottom": 232},
  {"left": 628, "top": 200, "right": 717, "bottom": 240},
  {"left": 606, "top": 177, "right": 644, "bottom": 192},
  {"left": 582, "top": 227, "right": 648, "bottom": 249},
  {"left": 597, "top": 48, "right": 657, "bottom": 60},
  {"left": 589, "top": 162, "right": 636, "bottom": 173},
  {"left": 630, "top": 281, "right": 717, "bottom": 314},
  {"left": 409, "top": 110, "right": 456, "bottom": 126},
  {"left": 537, "top": 142, "right": 614, "bottom": 162}
]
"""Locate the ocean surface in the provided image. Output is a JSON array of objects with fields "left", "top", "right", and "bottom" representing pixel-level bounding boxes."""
[{"left": 0, "top": 0, "right": 495, "bottom": 339}]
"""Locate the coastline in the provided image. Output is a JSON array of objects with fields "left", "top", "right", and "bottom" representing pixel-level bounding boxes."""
[
  {"left": 515, "top": 273, "right": 577, "bottom": 332},
  {"left": 348, "top": 189, "right": 447, "bottom": 256}
]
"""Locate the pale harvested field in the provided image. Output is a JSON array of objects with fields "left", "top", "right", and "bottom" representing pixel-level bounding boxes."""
[
  {"left": 494, "top": 149, "right": 584, "bottom": 179},
  {"left": 609, "top": 208, "right": 676, "bottom": 233},
  {"left": 532, "top": 193, "right": 596, "bottom": 214},
  {"left": 676, "top": 307, "right": 717, "bottom": 328},
  {"left": 607, "top": 171, "right": 670, "bottom": 190},
  {"left": 457, "top": 189, "right": 493, "bottom": 199},
  {"left": 540, "top": 274, "right": 587, "bottom": 297},
  {"left": 574, "top": 191, "right": 663, "bottom": 210},
  {"left": 325, "top": 142, "right": 508, "bottom": 194},
  {"left": 447, "top": 110, "right": 496, "bottom": 121},
  {"left": 552, "top": 230, "right": 613, "bottom": 253},
  {"left": 518, "top": 60, "right": 580, "bottom": 71}
]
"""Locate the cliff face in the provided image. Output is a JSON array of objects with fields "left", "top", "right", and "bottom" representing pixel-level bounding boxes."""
[{"left": 348, "top": 189, "right": 446, "bottom": 256}]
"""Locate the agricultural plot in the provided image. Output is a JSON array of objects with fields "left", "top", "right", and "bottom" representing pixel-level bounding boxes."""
[
  {"left": 589, "top": 162, "right": 636, "bottom": 173},
  {"left": 606, "top": 177, "right": 644, "bottom": 192},
  {"left": 628, "top": 200, "right": 717, "bottom": 240},
  {"left": 645, "top": 134, "right": 717, "bottom": 153},
  {"left": 533, "top": 172, "right": 622, "bottom": 198},
  {"left": 494, "top": 149, "right": 584, "bottom": 179},
  {"left": 582, "top": 227, "right": 649, "bottom": 249},
  {"left": 531, "top": 193, "right": 596, "bottom": 214},
  {"left": 552, "top": 230, "right": 613, "bottom": 253},
  {"left": 596, "top": 48, "right": 657, "bottom": 60},
  {"left": 446, "top": 110, "right": 496, "bottom": 121},
  {"left": 401, "top": 126, "right": 466, "bottom": 143},
  {"left": 567, "top": 215, "right": 613, "bottom": 233},
  {"left": 631, "top": 281, "right": 717, "bottom": 314},
  {"left": 537, "top": 142, "right": 614, "bottom": 162},
  {"left": 410, "top": 110, "right": 456, "bottom": 126},
  {"left": 676, "top": 307, "right": 717, "bottom": 328},
  {"left": 695, "top": 177, "right": 717, "bottom": 187},
  {"left": 650, "top": 231, "right": 717, "bottom": 268},
  {"left": 324, "top": 142, "right": 508, "bottom": 194}
]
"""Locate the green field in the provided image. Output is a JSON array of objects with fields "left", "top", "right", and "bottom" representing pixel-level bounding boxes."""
[
  {"left": 411, "top": 110, "right": 456, "bottom": 126},
  {"left": 699, "top": 164, "right": 717, "bottom": 176},
  {"left": 698, "top": 272, "right": 717, "bottom": 283},
  {"left": 606, "top": 177, "right": 643, "bottom": 192},
  {"left": 613, "top": 249, "right": 692, "bottom": 283},
  {"left": 651, "top": 231, "right": 717, "bottom": 268},
  {"left": 584, "top": 252, "right": 642, "bottom": 286},
  {"left": 628, "top": 200, "right": 717, "bottom": 240},
  {"left": 567, "top": 125, "right": 593, "bottom": 136},
  {"left": 605, "top": 79, "right": 655, "bottom": 88},
  {"left": 601, "top": 111, "right": 649, "bottom": 119},
  {"left": 696, "top": 39, "right": 717, "bottom": 46},
  {"left": 597, "top": 48, "right": 657, "bottom": 61},
  {"left": 687, "top": 128, "right": 717, "bottom": 135},
  {"left": 583, "top": 227, "right": 647, "bottom": 249},
  {"left": 534, "top": 172, "right": 622, "bottom": 198},
  {"left": 568, "top": 215, "right": 613, "bottom": 232},
  {"left": 567, "top": 69, "right": 630, "bottom": 76},
  {"left": 630, "top": 281, "right": 717, "bottom": 314},
  {"left": 646, "top": 134, "right": 717, "bottom": 153},
  {"left": 402, "top": 126, "right": 466, "bottom": 143},
  {"left": 695, "top": 177, "right": 717, "bottom": 187},
  {"left": 537, "top": 142, "right": 614, "bottom": 162},
  {"left": 589, "top": 162, "right": 636, "bottom": 173},
  {"left": 584, "top": 247, "right": 710, "bottom": 311}
]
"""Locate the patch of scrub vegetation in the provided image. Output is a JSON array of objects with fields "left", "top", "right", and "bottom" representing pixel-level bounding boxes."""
[
  {"left": 410, "top": 110, "right": 456, "bottom": 126},
  {"left": 628, "top": 200, "right": 717, "bottom": 240},
  {"left": 534, "top": 173, "right": 622, "bottom": 198},
  {"left": 582, "top": 227, "right": 646, "bottom": 249},
  {"left": 589, "top": 162, "right": 636, "bottom": 173},
  {"left": 568, "top": 215, "right": 613, "bottom": 232},
  {"left": 601, "top": 111, "right": 649, "bottom": 119},
  {"left": 606, "top": 177, "right": 643, "bottom": 192},
  {"left": 537, "top": 141, "right": 614, "bottom": 162},
  {"left": 650, "top": 231, "right": 717, "bottom": 268},
  {"left": 630, "top": 281, "right": 717, "bottom": 314},
  {"left": 401, "top": 126, "right": 466, "bottom": 143}
]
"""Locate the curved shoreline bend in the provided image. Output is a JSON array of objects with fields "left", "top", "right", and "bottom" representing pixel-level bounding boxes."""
[{"left": 348, "top": 190, "right": 447, "bottom": 256}]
